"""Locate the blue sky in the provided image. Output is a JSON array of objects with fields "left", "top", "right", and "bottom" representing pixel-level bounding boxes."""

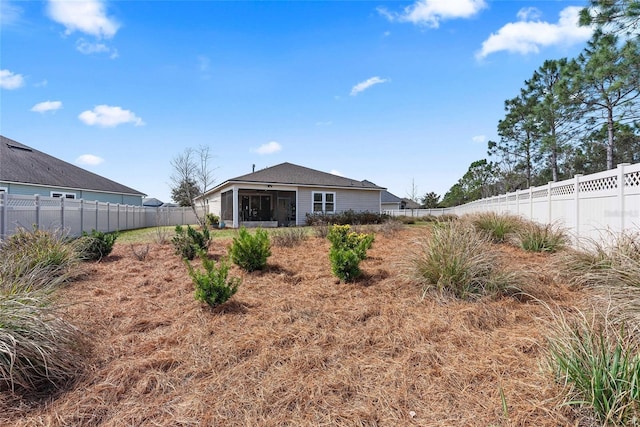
[{"left": 1, "top": 0, "right": 594, "bottom": 203}]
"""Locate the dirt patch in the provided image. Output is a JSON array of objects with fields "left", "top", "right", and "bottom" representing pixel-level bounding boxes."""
[{"left": 1, "top": 227, "right": 590, "bottom": 426}]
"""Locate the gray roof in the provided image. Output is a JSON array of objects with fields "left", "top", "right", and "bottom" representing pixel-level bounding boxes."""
[
  {"left": 0, "top": 135, "right": 145, "bottom": 196},
  {"left": 212, "top": 162, "right": 385, "bottom": 192},
  {"left": 401, "top": 198, "right": 421, "bottom": 209},
  {"left": 143, "top": 197, "right": 164, "bottom": 207},
  {"left": 381, "top": 190, "right": 402, "bottom": 204}
]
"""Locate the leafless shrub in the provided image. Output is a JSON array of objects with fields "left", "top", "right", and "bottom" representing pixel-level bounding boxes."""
[{"left": 130, "top": 244, "right": 150, "bottom": 261}]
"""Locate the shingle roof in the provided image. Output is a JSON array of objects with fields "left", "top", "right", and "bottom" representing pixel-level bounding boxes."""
[
  {"left": 381, "top": 190, "right": 402, "bottom": 204},
  {"left": 0, "top": 135, "right": 145, "bottom": 196},
  {"left": 216, "top": 162, "right": 385, "bottom": 191}
]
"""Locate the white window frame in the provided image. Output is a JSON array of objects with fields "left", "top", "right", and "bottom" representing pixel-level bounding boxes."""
[
  {"left": 0, "top": 187, "right": 7, "bottom": 193},
  {"left": 50, "top": 191, "right": 77, "bottom": 199},
  {"left": 312, "top": 191, "right": 336, "bottom": 214}
]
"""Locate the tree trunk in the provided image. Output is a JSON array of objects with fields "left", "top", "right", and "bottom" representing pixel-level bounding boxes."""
[{"left": 606, "top": 107, "right": 615, "bottom": 170}]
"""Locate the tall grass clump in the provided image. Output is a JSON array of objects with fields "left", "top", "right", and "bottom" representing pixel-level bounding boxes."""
[
  {"left": 229, "top": 227, "right": 271, "bottom": 272},
  {"left": 406, "top": 221, "right": 512, "bottom": 300},
  {"left": 548, "top": 309, "right": 640, "bottom": 425},
  {"left": 271, "top": 227, "right": 308, "bottom": 248},
  {"left": 515, "top": 221, "right": 567, "bottom": 253},
  {"left": 327, "top": 224, "right": 374, "bottom": 282},
  {"left": 469, "top": 212, "right": 522, "bottom": 243},
  {"left": 185, "top": 250, "right": 241, "bottom": 307},
  {"left": 0, "top": 291, "right": 85, "bottom": 393}
]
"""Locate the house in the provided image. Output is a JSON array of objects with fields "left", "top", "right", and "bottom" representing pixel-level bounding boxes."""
[
  {"left": 401, "top": 197, "right": 422, "bottom": 210},
  {"left": 0, "top": 135, "right": 146, "bottom": 205},
  {"left": 381, "top": 190, "right": 404, "bottom": 211},
  {"left": 200, "top": 162, "right": 385, "bottom": 228}
]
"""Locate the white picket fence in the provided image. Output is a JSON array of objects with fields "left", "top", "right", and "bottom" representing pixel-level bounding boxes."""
[
  {"left": 0, "top": 193, "right": 202, "bottom": 239},
  {"left": 386, "top": 162, "right": 640, "bottom": 244}
]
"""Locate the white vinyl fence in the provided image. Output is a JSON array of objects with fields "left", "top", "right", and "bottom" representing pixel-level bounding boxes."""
[
  {"left": 385, "top": 162, "right": 640, "bottom": 244},
  {"left": 0, "top": 193, "right": 203, "bottom": 239}
]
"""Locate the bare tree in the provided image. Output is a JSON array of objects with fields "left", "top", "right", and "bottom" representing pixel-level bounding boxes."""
[
  {"left": 406, "top": 178, "right": 420, "bottom": 203},
  {"left": 170, "top": 146, "right": 216, "bottom": 226}
]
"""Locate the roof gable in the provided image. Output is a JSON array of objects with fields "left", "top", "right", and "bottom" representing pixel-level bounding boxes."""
[
  {"left": 223, "top": 162, "right": 385, "bottom": 190},
  {"left": 381, "top": 190, "right": 402, "bottom": 203},
  {"left": 0, "top": 135, "right": 145, "bottom": 196}
]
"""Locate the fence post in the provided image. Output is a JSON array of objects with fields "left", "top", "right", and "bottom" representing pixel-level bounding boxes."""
[
  {"left": 618, "top": 163, "right": 630, "bottom": 232},
  {"left": 1, "top": 192, "right": 6, "bottom": 239},
  {"left": 574, "top": 174, "right": 582, "bottom": 243},
  {"left": 60, "top": 196, "right": 65, "bottom": 231},
  {"left": 35, "top": 195, "right": 41, "bottom": 230},
  {"left": 547, "top": 182, "right": 553, "bottom": 224},
  {"left": 79, "top": 199, "right": 84, "bottom": 235}
]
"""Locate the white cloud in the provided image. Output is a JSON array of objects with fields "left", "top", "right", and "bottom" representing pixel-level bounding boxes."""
[
  {"left": 76, "top": 38, "right": 118, "bottom": 58},
  {"left": 254, "top": 141, "right": 282, "bottom": 155},
  {"left": 472, "top": 135, "right": 486, "bottom": 143},
  {"left": 78, "top": 105, "right": 145, "bottom": 127},
  {"left": 1, "top": 1, "right": 23, "bottom": 26},
  {"left": 76, "top": 154, "right": 104, "bottom": 166},
  {"left": 378, "top": 0, "right": 486, "bottom": 28},
  {"left": 47, "top": 0, "right": 119, "bottom": 39},
  {"left": 31, "top": 100, "right": 63, "bottom": 113},
  {"left": 477, "top": 6, "right": 593, "bottom": 59},
  {"left": 0, "top": 69, "right": 24, "bottom": 89},
  {"left": 517, "top": 7, "right": 542, "bottom": 22},
  {"left": 330, "top": 169, "right": 344, "bottom": 177},
  {"left": 350, "top": 76, "right": 388, "bottom": 96}
]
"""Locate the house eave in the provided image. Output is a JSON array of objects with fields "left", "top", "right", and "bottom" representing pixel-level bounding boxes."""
[
  {"left": 0, "top": 180, "right": 146, "bottom": 197},
  {"left": 201, "top": 180, "right": 385, "bottom": 199}
]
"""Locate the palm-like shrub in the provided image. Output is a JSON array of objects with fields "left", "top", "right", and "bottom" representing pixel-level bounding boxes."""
[
  {"left": 186, "top": 250, "right": 241, "bottom": 307},
  {"left": 406, "top": 221, "right": 511, "bottom": 300},
  {"left": 229, "top": 227, "right": 271, "bottom": 272}
]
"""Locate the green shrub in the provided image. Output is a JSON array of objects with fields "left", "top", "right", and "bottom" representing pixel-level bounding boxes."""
[
  {"left": 205, "top": 213, "right": 220, "bottom": 229},
  {"left": 516, "top": 221, "right": 567, "bottom": 253},
  {"left": 172, "top": 225, "right": 210, "bottom": 260},
  {"left": 0, "top": 291, "right": 85, "bottom": 393},
  {"left": 406, "top": 221, "right": 511, "bottom": 300},
  {"left": 327, "top": 224, "right": 374, "bottom": 282},
  {"left": 469, "top": 212, "right": 522, "bottom": 243},
  {"left": 548, "top": 311, "right": 640, "bottom": 425},
  {"left": 78, "top": 229, "right": 119, "bottom": 261},
  {"left": 271, "top": 227, "right": 308, "bottom": 247},
  {"left": 229, "top": 227, "right": 271, "bottom": 272},
  {"left": 305, "top": 210, "right": 390, "bottom": 226},
  {"left": 186, "top": 250, "right": 241, "bottom": 307}
]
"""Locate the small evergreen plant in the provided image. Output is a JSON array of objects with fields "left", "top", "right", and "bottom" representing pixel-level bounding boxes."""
[
  {"left": 172, "top": 225, "right": 210, "bottom": 260},
  {"left": 186, "top": 250, "right": 241, "bottom": 307},
  {"left": 78, "top": 229, "right": 119, "bottom": 261},
  {"left": 327, "top": 224, "right": 374, "bottom": 282},
  {"left": 229, "top": 227, "right": 271, "bottom": 272}
]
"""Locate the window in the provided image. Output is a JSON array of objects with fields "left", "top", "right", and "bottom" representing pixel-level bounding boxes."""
[
  {"left": 0, "top": 187, "right": 7, "bottom": 193},
  {"left": 51, "top": 191, "right": 76, "bottom": 199},
  {"left": 312, "top": 191, "right": 336, "bottom": 213}
]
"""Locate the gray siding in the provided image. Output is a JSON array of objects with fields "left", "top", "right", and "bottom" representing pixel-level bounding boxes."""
[{"left": 298, "top": 186, "right": 381, "bottom": 223}]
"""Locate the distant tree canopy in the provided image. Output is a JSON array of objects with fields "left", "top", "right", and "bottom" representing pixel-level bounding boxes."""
[{"left": 440, "top": 25, "right": 639, "bottom": 207}]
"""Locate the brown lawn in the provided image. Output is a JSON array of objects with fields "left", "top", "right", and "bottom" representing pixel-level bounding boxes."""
[{"left": 0, "top": 227, "right": 591, "bottom": 426}]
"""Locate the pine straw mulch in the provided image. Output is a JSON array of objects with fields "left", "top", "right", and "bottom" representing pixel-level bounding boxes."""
[{"left": 0, "top": 227, "right": 594, "bottom": 426}]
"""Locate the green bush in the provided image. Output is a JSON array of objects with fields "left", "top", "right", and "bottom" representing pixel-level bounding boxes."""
[
  {"left": 229, "top": 227, "right": 271, "bottom": 272},
  {"left": 186, "top": 250, "right": 241, "bottom": 307},
  {"left": 0, "top": 291, "right": 85, "bottom": 392},
  {"left": 516, "top": 221, "right": 567, "bottom": 253},
  {"left": 205, "top": 213, "right": 220, "bottom": 229},
  {"left": 305, "top": 210, "right": 390, "bottom": 226},
  {"left": 172, "top": 225, "right": 210, "bottom": 260},
  {"left": 548, "top": 311, "right": 640, "bottom": 425},
  {"left": 406, "top": 221, "right": 511, "bottom": 300},
  {"left": 78, "top": 229, "right": 119, "bottom": 261},
  {"left": 327, "top": 224, "right": 374, "bottom": 282}
]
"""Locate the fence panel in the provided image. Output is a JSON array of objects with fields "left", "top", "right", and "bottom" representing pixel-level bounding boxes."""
[{"left": 0, "top": 194, "right": 205, "bottom": 239}]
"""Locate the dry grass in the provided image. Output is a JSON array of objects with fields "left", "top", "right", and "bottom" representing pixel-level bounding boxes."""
[{"left": 0, "top": 227, "right": 589, "bottom": 426}]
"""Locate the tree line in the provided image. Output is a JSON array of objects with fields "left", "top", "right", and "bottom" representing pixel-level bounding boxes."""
[{"left": 437, "top": 0, "right": 640, "bottom": 208}]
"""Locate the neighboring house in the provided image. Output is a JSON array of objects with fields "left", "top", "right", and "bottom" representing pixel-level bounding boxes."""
[
  {"left": 0, "top": 135, "right": 145, "bottom": 205},
  {"left": 401, "top": 198, "right": 421, "bottom": 210},
  {"left": 381, "top": 190, "right": 404, "bottom": 211},
  {"left": 143, "top": 197, "right": 164, "bottom": 207},
  {"left": 200, "top": 162, "right": 385, "bottom": 228}
]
